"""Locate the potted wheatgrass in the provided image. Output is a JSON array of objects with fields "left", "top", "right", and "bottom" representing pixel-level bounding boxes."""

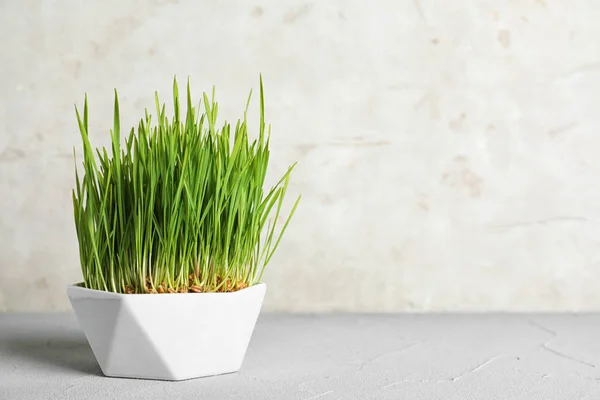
[{"left": 67, "top": 77, "right": 300, "bottom": 380}]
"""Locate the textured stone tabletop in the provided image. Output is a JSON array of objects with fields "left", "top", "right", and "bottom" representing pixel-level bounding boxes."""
[{"left": 1, "top": 313, "right": 599, "bottom": 399}]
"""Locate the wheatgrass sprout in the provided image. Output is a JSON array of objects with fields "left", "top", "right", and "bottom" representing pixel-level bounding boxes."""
[{"left": 72, "top": 77, "right": 300, "bottom": 294}]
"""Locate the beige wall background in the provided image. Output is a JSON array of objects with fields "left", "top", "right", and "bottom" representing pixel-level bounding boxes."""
[{"left": 2, "top": 0, "right": 600, "bottom": 312}]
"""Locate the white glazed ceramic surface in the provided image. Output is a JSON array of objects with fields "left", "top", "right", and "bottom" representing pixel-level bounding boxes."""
[{"left": 67, "top": 283, "right": 266, "bottom": 380}]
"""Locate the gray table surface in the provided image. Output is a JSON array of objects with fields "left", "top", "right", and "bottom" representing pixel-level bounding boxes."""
[{"left": 1, "top": 313, "right": 599, "bottom": 399}]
